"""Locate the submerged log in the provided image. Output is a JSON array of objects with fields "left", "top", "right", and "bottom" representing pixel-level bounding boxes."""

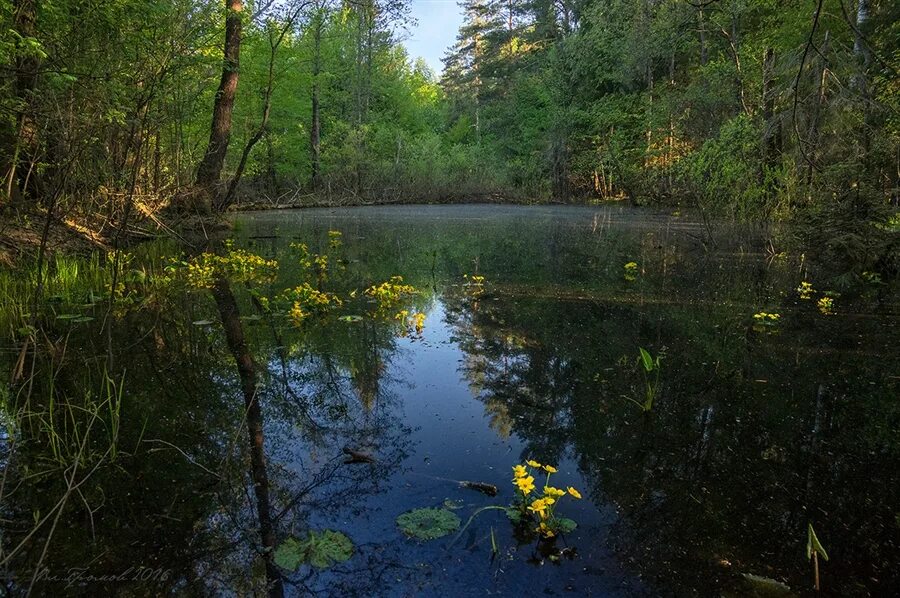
[
  {"left": 459, "top": 481, "right": 498, "bottom": 496},
  {"left": 342, "top": 447, "right": 376, "bottom": 464}
]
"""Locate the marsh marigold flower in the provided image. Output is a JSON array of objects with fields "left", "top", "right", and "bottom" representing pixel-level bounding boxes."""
[
  {"left": 543, "top": 465, "right": 558, "bottom": 474},
  {"left": 526, "top": 459, "right": 541, "bottom": 468},
  {"left": 512, "top": 465, "right": 527, "bottom": 479},
  {"left": 515, "top": 475, "right": 535, "bottom": 495},
  {"left": 544, "top": 486, "right": 565, "bottom": 498},
  {"left": 567, "top": 487, "right": 582, "bottom": 499}
]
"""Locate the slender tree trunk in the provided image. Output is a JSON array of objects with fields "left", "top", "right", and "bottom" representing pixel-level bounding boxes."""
[
  {"left": 2, "top": 0, "right": 41, "bottom": 205},
  {"left": 762, "top": 48, "right": 780, "bottom": 167},
  {"left": 806, "top": 31, "right": 830, "bottom": 186},
  {"left": 196, "top": 0, "right": 243, "bottom": 203},
  {"left": 310, "top": 13, "right": 323, "bottom": 190},
  {"left": 698, "top": 8, "right": 708, "bottom": 67}
]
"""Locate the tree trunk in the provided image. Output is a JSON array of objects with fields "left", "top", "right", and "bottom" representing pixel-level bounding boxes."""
[
  {"left": 196, "top": 0, "right": 243, "bottom": 202},
  {"left": 2, "top": 0, "right": 41, "bottom": 205},
  {"left": 310, "top": 13, "right": 323, "bottom": 190},
  {"left": 762, "top": 47, "right": 780, "bottom": 167}
]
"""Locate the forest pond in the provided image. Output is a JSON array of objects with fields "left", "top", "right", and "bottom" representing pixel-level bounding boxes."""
[{"left": 2, "top": 205, "right": 898, "bottom": 596}]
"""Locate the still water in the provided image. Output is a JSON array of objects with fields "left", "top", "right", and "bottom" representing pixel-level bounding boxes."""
[{"left": 2, "top": 205, "right": 898, "bottom": 596}]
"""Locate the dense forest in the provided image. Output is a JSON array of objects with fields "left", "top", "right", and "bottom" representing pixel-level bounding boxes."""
[{"left": 1, "top": 1, "right": 898, "bottom": 223}]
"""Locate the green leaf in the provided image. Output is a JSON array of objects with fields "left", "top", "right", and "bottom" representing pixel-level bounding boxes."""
[
  {"left": 273, "top": 530, "right": 354, "bottom": 572},
  {"left": 273, "top": 537, "right": 304, "bottom": 571},
  {"left": 304, "top": 530, "right": 354, "bottom": 568},
  {"left": 339, "top": 315, "right": 364, "bottom": 322},
  {"left": 556, "top": 518, "right": 577, "bottom": 534},
  {"left": 806, "top": 523, "right": 828, "bottom": 561},
  {"left": 396, "top": 508, "right": 461, "bottom": 540},
  {"left": 638, "top": 347, "right": 654, "bottom": 372}
]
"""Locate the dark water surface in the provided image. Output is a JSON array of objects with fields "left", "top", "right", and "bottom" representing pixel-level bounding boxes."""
[{"left": 2, "top": 205, "right": 898, "bottom": 596}]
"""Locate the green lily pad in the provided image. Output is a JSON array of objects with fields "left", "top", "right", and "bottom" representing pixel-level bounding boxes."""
[
  {"left": 273, "top": 530, "right": 354, "bottom": 572},
  {"left": 396, "top": 508, "right": 460, "bottom": 540},
  {"left": 556, "top": 518, "right": 577, "bottom": 534},
  {"left": 273, "top": 537, "right": 304, "bottom": 571}
]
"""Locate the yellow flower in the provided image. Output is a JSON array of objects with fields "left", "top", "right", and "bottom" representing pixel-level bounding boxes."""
[
  {"left": 528, "top": 498, "right": 548, "bottom": 518},
  {"left": 515, "top": 475, "right": 535, "bottom": 495},
  {"left": 526, "top": 459, "right": 541, "bottom": 468},
  {"left": 567, "top": 487, "right": 582, "bottom": 499},
  {"left": 537, "top": 522, "right": 555, "bottom": 538},
  {"left": 512, "top": 465, "right": 527, "bottom": 479},
  {"left": 544, "top": 486, "right": 565, "bottom": 498},
  {"left": 543, "top": 465, "right": 558, "bottom": 473}
]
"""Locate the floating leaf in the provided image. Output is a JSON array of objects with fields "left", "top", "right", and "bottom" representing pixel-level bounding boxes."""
[
  {"left": 304, "top": 530, "right": 354, "bottom": 568},
  {"left": 396, "top": 508, "right": 460, "bottom": 540},
  {"left": 273, "top": 530, "right": 353, "bottom": 572},
  {"left": 273, "top": 537, "right": 304, "bottom": 571},
  {"left": 556, "top": 518, "right": 577, "bottom": 534}
]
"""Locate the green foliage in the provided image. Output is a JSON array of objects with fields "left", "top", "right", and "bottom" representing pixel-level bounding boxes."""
[
  {"left": 396, "top": 507, "right": 461, "bottom": 540},
  {"left": 273, "top": 530, "right": 354, "bottom": 571}
]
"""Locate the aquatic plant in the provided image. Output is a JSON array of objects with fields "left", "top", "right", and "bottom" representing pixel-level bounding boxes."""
[
  {"left": 328, "top": 230, "right": 343, "bottom": 250},
  {"left": 170, "top": 249, "right": 279, "bottom": 290},
  {"left": 817, "top": 291, "right": 839, "bottom": 315},
  {"left": 396, "top": 507, "right": 461, "bottom": 540},
  {"left": 364, "top": 276, "right": 418, "bottom": 315},
  {"left": 796, "top": 281, "right": 815, "bottom": 300},
  {"left": 510, "top": 460, "right": 581, "bottom": 538},
  {"left": 623, "top": 347, "right": 661, "bottom": 412},
  {"left": 861, "top": 271, "right": 882, "bottom": 285},
  {"left": 273, "top": 530, "right": 353, "bottom": 571},
  {"left": 280, "top": 283, "right": 342, "bottom": 325},
  {"left": 623, "top": 261, "right": 638, "bottom": 282},
  {"left": 807, "top": 523, "right": 829, "bottom": 591},
  {"left": 752, "top": 312, "right": 781, "bottom": 333}
]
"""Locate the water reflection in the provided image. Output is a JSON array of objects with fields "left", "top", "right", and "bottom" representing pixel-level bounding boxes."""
[{"left": 0, "top": 204, "right": 896, "bottom": 596}]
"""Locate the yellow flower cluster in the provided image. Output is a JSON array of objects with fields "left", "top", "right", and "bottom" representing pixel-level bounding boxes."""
[
  {"left": 817, "top": 296, "right": 834, "bottom": 315},
  {"left": 624, "top": 261, "right": 638, "bottom": 282},
  {"left": 365, "top": 276, "right": 418, "bottom": 318},
  {"left": 511, "top": 459, "right": 582, "bottom": 538},
  {"left": 328, "top": 230, "right": 343, "bottom": 250},
  {"left": 178, "top": 250, "right": 279, "bottom": 290},
  {"left": 797, "top": 281, "right": 815, "bottom": 300},
  {"left": 753, "top": 312, "right": 780, "bottom": 322},
  {"left": 281, "top": 283, "right": 342, "bottom": 325}
]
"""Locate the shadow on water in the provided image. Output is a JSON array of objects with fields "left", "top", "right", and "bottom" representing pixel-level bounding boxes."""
[{"left": 0, "top": 204, "right": 897, "bottom": 596}]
